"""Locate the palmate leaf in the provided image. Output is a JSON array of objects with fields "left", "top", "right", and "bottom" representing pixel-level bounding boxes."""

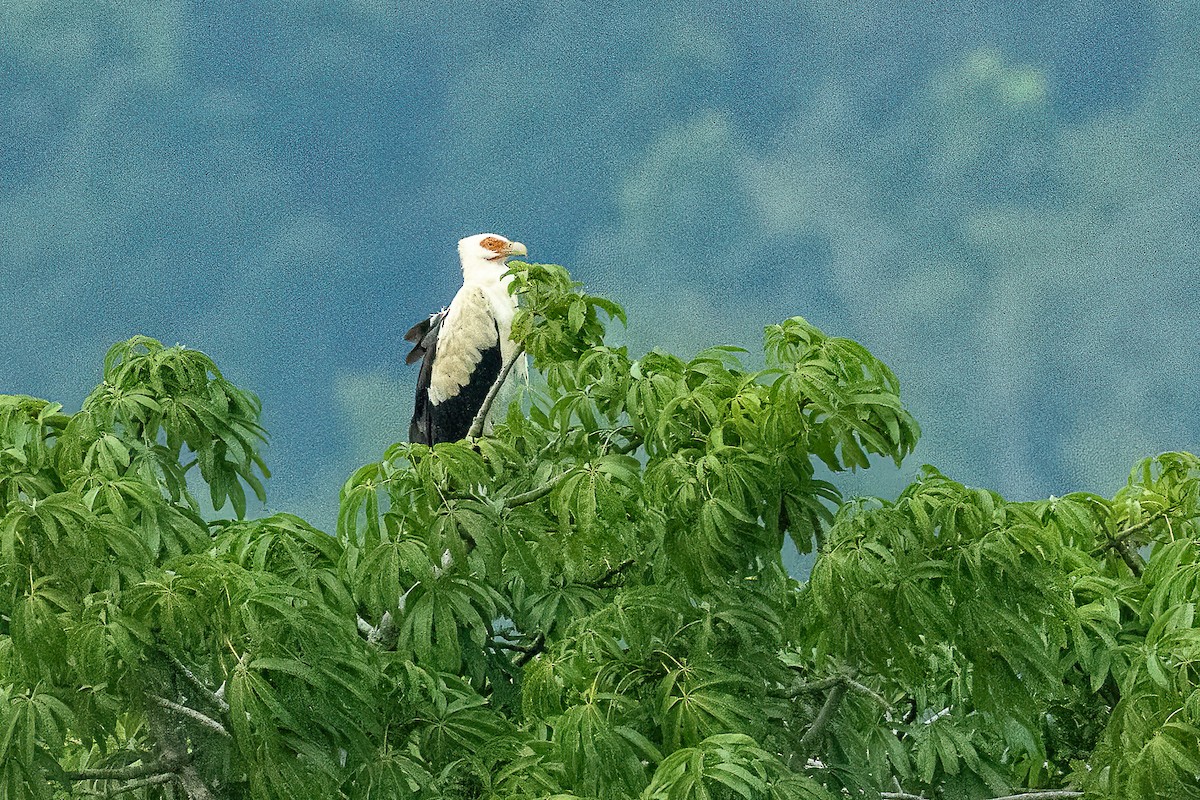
[
  {"left": 508, "top": 261, "right": 625, "bottom": 371},
  {"left": 657, "top": 662, "right": 762, "bottom": 750},
  {"left": 642, "top": 733, "right": 831, "bottom": 800},
  {"left": 397, "top": 575, "right": 507, "bottom": 672},
  {"left": 214, "top": 513, "right": 353, "bottom": 614},
  {"left": 414, "top": 688, "right": 515, "bottom": 769},
  {"left": 554, "top": 700, "right": 652, "bottom": 799},
  {"left": 345, "top": 745, "right": 430, "bottom": 800},
  {"left": 83, "top": 337, "right": 270, "bottom": 519},
  {"left": 764, "top": 317, "right": 919, "bottom": 471},
  {"left": 0, "top": 397, "right": 68, "bottom": 513}
]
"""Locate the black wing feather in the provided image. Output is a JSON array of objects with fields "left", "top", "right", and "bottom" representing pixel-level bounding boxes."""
[
  {"left": 408, "top": 316, "right": 503, "bottom": 445},
  {"left": 404, "top": 312, "right": 444, "bottom": 366}
]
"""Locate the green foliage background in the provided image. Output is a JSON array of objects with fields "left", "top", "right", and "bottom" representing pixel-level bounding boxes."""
[{"left": 2, "top": 263, "right": 1198, "bottom": 799}]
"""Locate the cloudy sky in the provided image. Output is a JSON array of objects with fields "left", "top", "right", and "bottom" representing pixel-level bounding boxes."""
[{"left": 3, "top": 1, "right": 1197, "bottom": 529}]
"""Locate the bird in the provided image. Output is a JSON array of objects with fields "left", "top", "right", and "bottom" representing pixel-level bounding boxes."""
[{"left": 405, "top": 233, "right": 528, "bottom": 445}]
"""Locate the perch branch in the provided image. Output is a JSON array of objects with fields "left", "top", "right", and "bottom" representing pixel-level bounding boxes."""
[{"left": 467, "top": 345, "right": 525, "bottom": 439}]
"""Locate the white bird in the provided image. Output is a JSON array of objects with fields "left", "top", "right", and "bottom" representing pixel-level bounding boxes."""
[{"left": 405, "top": 233, "right": 527, "bottom": 444}]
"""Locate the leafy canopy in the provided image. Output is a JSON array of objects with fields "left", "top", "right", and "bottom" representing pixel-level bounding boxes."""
[{"left": 1, "top": 262, "right": 1198, "bottom": 799}]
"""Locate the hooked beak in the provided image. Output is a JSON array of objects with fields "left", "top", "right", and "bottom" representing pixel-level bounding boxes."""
[{"left": 505, "top": 240, "right": 527, "bottom": 258}]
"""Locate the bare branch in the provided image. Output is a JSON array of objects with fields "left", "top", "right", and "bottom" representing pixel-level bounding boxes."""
[
  {"left": 163, "top": 650, "right": 230, "bottom": 714},
  {"left": 797, "top": 681, "right": 846, "bottom": 754},
  {"left": 151, "top": 696, "right": 231, "bottom": 737},
  {"left": 514, "top": 632, "right": 546, "bottom": 667},
  {"left": 468, "top": 346, "right": 525, "bottom": 439},
  {"left": 90, "top": 773, "right": 177, "bottom": 797},
  {"left": 882, "top": 792, "right": 1082, "bottom": 800},
  {"left": 1115, "top": 539, "right": 1145, "bottom": 577},
  {"left": 147, "top": 706, "right": 216, "bottom": 800},
  {"left": 505, "top": 469, "right": 572, "bottom": 508},
  {"left": 62, "top": 759, "right": 181, "bottom": 782}
]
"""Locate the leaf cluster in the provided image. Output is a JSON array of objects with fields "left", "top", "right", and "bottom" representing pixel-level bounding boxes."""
[{"left": 1, "top": 262, "right": 1197, "bottom": 800}]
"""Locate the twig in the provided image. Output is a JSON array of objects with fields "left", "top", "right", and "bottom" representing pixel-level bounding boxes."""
[
  {"left": 591, "top": 558, "right": 635, "bottom": 587},
  {"left": 1115, "top": 540, "right": 1145, "bottom": 577},
  {"left": 62, "top": 759, "right": 181, "bottom": 782},
  {"left": 797, "top": 681, "right": 846, "bottom": 754},
  {"left": 163, "top": 650, "right": 229, "bottom": 714},
  {"left": 1108, "top": 511, "right": 1168, "bottom": 546},
  {"left": 504, "top": 433, "right": 642, "bottom": 509},
  {"left": 882, "top": 792, "right": 1082, "bottom": 800},
  {"left": 514, "top": 632, "right": 546, "bottom": 667},
  {"left": 93, "top": 773, "right": 177, "bottom": 797},
  {"left": 151, "top": 696, "right": 231, "bottom": 737},
  {"left": 467, "top": 346, "right": 525, "bottom": 439}
]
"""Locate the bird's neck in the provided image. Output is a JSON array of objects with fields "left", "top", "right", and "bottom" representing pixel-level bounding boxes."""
[
  {"left": 460, "top": 259, "right": 513, "bottom": 291},
  {"left": 458, "top": 261, "right": 516, "bottom": 298}
]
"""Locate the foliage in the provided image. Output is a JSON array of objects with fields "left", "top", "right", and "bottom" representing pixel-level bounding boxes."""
[{"left": 1, "top": 262, "right": 1198, "bottom": 799}]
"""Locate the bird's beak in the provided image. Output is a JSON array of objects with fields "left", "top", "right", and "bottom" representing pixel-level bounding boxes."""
[{"left": 506, "top": 241, "right": 527, "bottom": 257}]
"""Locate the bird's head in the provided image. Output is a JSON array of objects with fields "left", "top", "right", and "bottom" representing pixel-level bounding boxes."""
[{"left": 458, "top": 233, "right": 527, "bottom": 279}]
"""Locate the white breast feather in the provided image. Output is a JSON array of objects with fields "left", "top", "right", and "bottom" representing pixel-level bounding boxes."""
[{"left": 428, "top": 287, "right": 499, "bottom": 405}]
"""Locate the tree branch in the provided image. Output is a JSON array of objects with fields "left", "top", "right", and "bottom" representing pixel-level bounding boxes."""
[
  {"left": 62, "top": 759, "right": 182, "bottom": 782},
  {"left": 505, "top": 469, "right": 572, "bottom": 508},
  {"left": 882, "top": 792, "right": 1082, "bottom": 800},
  {"left": 85, "top": 773, "right": 177, "bottom": 797},
  {"left": 163, "top": 650, "right": 230, "bottom": 714},
  {"left": 151, "top": 696, "right": 230, "bottom": 737},
  {"left": 468, "top": 345, "right": 525, "bottom": 439},
  {"left": 504, "top": 433, "right": 642, "bottom": 509},
  {"left": 147, "top": 705, "right": 216, "bottom": 800},
  {"left": 797, "top": 681, "right": 846, "bottom": 754},
  {"left": 1115, "top": 539, "right": 1145, "bottom": 577},
  {"left": 514, "top": 632, "right": 546, "bottom": 667},
  {"left": 367, "top": 610, "right": 399, "bottom": 649},
  {"left": 1092, "top": 509, "right": 1171, "bottom": 576},
  {"left": 591, "top": 558, "right": 635, "bottom": 588},
  {"left": 779, "top": 669, "right": 888, "bottom": 708},
  {"left": 1109, "top": 510, "right": 1168, "bottom": 545}
]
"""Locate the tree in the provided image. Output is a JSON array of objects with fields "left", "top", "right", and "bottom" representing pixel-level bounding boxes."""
[{"left": 1, "top": 261, "right": 1198, "bottom": 800}]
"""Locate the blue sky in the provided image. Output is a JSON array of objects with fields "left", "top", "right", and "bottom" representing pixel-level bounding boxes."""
[{"left": 2, "top": 2, "right": 1197, "bottom": 529}]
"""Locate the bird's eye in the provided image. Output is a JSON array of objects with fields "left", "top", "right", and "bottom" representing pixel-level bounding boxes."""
[{"left": 479, "top": 236, "right": 507, "bottom": 253}]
